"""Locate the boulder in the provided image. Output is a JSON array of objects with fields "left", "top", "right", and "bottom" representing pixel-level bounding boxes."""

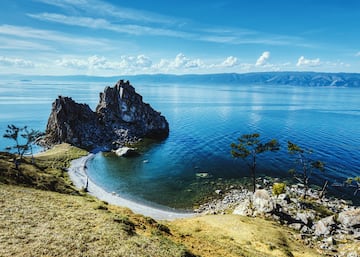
[
  {"left": 314, "top": 215, "right": 336, "bottom": 236},
  {"left": 296, "top": 211, "right": 315, "bottom": 226},
  {"left": 338, "top": 208, "right": 360, "bottom": 228},
  {"left": 114, "top": 147, "right": 139, "bottom": 157},
  {"left": 252, "top": 189, "right": 275, "bottom": 214},
  {"left": 43, "top": 80, "right": 169, "bottom": 150}
]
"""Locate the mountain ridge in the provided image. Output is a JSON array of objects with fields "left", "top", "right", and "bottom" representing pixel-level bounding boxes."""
[{"left": 4, "top": 71, "right": 360, "bottom": 87}]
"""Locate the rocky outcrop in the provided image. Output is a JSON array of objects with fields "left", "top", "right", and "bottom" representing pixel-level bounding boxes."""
[
  {"left": 196, "top": 180, "right": 360, "bottom": 256},
  {"left": 43, "top": 80, "right": 169, "bottom": 150}
]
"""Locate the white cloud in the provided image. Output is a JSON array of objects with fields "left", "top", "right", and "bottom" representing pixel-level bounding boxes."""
[
  {"left": 170, "top": 53, "right": 204, "bottom": 69},
  {"left": 0, "top": 56, "right": 34, "bottom": 68},
  {"left": 55, "top": 58, "right": 87, "bottom": 69},
  {"left": 28, "top": 13, "right": 192, "bottom": 38},
  {"left": 356, "top": 52, "right": 360, "bottom": 57},
  {"left": 135, "top": 55, "right": 152, "bottom": 67},
  {"left": 55, "top": 55, "right": 118, "bottom": 70},
  {"left": 152, "top": 53, "right": 206, "bottom": 73},
  {"left": 255, "top": 51, "right": 270, "bottom": 66},
  {"left": 0, "top": 36, "right": 54, "bottom": 51},
  {"left": 34, "top": 0, "right": 177, "bottom": 25},
  {"left": 296, "top": 56, "right": 321, "bottom": 67},
  {"left": 55, "top": 54, "right": 154, "bottom": 72},
  {"left": 28, "top": 13, "right": 109, "bottom": 29},
  {"left": 30, "top": 2, "right": 309, "bottom": 48},
  {"left": 0, "top": 25, "right": 108, "bottom": 47},
  {"left": 117, "top": 55, "right": 153, "bottom": 70},
  {"left": 221, "top": 56, "right": 238, "bottom": 67}
]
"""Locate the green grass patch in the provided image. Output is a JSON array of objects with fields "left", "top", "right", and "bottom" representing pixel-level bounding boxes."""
[{"left": 0, "top": 143, "right": 88, "bottom": 194}]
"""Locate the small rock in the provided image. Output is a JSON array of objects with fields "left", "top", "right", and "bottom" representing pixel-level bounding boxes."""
[
  {"left": 277, "top": 193, "right": 290, "bottom": 204},
  {"left": 300, "top": 225, "right": 312, "bottom": 234},
  {"left": 196, "top": 172, "right": 209, "bottom": 178},
  {"left": 324, "top": 236, "right": 336, "bottom": 245},
  {"left": 215, "top": 189, "right": 223, "bottom": 195},
  {"left": 289, "top": 223, "right": 303, "bottom": 231},
  {"left": 353, "top": 231, "right": 360, "bottom": 240},
  {"left": 296, "top": 212, "right": 309, "bottom": 225},
  {"left": 233, "top": 198, "right": 253, "bottom": 216}
]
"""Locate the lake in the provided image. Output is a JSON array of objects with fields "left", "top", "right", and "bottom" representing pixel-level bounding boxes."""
[{"left": 1, "top": 79, "right": 359, "bottom": 208}]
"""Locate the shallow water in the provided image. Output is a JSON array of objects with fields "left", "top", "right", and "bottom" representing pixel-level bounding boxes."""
[{"left": 1, "top": 80, "right": 359, "bottom": 208}]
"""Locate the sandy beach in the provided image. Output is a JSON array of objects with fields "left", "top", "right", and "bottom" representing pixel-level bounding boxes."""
[{"left": 68, "top": 154, "right": 195, "bottom": 220}]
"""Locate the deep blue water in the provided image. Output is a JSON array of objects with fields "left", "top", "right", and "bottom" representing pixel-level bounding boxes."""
[{"left": 1, "top": 80, "right": 359, "bottom": 208}]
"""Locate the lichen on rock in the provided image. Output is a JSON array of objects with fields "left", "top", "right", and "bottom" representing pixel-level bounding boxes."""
[{"left": 42, "top": 80, "right": 169, "bottom": 150}]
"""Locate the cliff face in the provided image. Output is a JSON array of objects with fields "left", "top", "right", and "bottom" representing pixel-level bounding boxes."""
[{"left": 43, "top": 80, "right": 169, "bottom": 150}]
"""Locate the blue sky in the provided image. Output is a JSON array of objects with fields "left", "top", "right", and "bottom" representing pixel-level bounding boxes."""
[{"left": 0, "top": 0, "right": 359, "bottom": 75}]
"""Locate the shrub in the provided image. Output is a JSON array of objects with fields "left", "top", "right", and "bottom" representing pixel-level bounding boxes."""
[{"left": 272, "top": 182, "right": 286, "bottom": 196}]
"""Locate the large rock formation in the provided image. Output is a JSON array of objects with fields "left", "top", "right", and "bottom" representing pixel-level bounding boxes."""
[{"left": 43, "top": 80, "right": 169, "bottom": 150}]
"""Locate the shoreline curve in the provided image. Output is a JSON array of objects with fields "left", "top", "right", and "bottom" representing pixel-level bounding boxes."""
[{"left": 68, "top": 154, "right": 195, "bottom": 220}]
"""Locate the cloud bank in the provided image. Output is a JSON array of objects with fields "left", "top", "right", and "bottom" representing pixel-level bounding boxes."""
[{"left": 296, "top": 56, "right": 321, "bottom": 67}]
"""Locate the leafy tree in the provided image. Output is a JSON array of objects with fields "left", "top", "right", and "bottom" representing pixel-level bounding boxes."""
[
  {"left": 287, "top": 141, "right": 325, "bottom": 199},
  {"left": 231, "top": 133, "right": 280, "bottom": 192},
  {"left": 21, "top": 126, "right": 44, "bottom": 162},
  {"left": 3, "top": 124, "right": 43, "bottom": 164},
  {"left": 3, "top": 125, "right": 26, "bottom": 158}
]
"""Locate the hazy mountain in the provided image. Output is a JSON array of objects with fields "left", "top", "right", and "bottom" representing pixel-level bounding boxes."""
[
  {"left": 6, "top": 71, "right": 360, "bottom": 87},
  {"left": 128, "top": 72, "right": 360, "bottom": 87}
]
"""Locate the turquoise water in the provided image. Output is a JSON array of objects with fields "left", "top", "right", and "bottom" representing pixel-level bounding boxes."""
[{"left": 1, "top": 80, "right": 360, "bottom": 207}]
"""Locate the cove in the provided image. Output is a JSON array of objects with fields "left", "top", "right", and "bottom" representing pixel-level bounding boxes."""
[{"left": 85, "top": 83, "right": 360, "bottom": 209}]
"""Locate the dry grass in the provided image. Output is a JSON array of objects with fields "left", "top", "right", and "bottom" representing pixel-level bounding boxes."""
[
  {"left": 0, "top": 185, "right": 193, "bottom": 257},
  {"left": 168, "top": 215, "right": 323, "bottom": 257}
]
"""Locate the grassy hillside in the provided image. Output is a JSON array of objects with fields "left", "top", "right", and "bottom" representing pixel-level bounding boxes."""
[
  {"left": 169, "top": 215, "right": 321, "bottom": 257},
  {"left": 0, "top": 144, "right": 326, "bottom": 256},
  {"left": 0, "top": 185, "right": 193, "bottom": 257},
  {"left": 0, "top": 144, "right": 88, "bottom": 194}
]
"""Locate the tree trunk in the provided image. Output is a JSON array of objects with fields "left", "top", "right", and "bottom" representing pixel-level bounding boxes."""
[{"left": 252, "top": 154, "right": 256, "bottom": 192}]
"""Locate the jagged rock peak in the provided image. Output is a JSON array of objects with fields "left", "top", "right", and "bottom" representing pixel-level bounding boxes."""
[{"left": 43, "top": 80, "right": 169, "bottom": 150}]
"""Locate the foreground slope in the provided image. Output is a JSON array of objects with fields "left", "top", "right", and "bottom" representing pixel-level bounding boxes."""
[{"left": 0, "top": 185, "right": 193, "bottom": 257}]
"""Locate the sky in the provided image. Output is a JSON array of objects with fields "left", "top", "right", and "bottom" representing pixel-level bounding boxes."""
[{"left": 0, "top": 0, "right": 360, "bottom": 76}]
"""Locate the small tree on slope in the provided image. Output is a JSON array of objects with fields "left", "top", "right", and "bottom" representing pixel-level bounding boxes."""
[
  {"left": 231, "top": 133, "right": 280, "bottom": 192},
  {"left": 287, "top": 141, "right": 325, "bottom": 199},
  {"left": 3, "top": 124, "right": 43, "bottom": 165}
]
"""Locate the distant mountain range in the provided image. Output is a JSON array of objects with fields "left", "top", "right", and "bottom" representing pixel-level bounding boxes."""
[{"left": 6, "top": 71, "right": 360, "bottom": 87}]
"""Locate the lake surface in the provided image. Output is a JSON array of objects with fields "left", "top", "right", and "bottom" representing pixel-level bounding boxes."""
[{"left": 1, "top": 79, "right": 359, "bottom": 208}]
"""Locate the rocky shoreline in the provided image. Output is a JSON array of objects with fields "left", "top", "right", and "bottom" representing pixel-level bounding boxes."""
[{"left": 196, "top": 180, "right": 360, "bottom": 256}]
